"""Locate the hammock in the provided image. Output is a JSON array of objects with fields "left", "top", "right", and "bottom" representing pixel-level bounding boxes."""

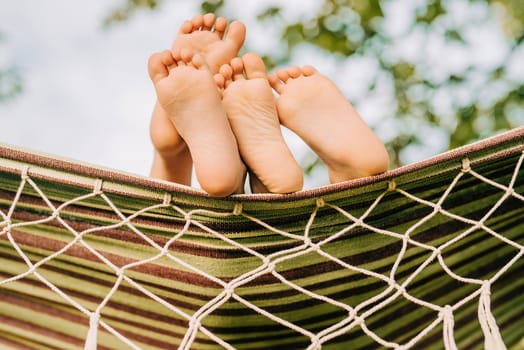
[{"left": 0, "top": 127, "right": 522, "bottom": 350}]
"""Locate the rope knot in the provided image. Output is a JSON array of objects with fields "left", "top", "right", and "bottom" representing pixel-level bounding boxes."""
[
  {"left": 21, "top": 166, "right": 29, "bottom": 180},
  {"left": 310, "top": 335, "right": 321, "bottom": 349},
  {"left": 387, "top": 180, "right": 396, "bottom": 191},
  {"left": 395, "top": 284, "right": 407, "bottom": 295},
  {"left": 354, "top": 315, "right": 364, "bottom": 325},
  {"left": 162, "top": 192, "right": 172, "bottom": 205},
  {"left": 89, "top": 312, "right": 100, "bottom": 326},
  {"left": 93, "top": 179, "right": 103, "bottom": 194},
  {"left": 316, "top": 198, "right": 325, "bottom": 208},
  {"left": 189, "top": 318, "right": 201, "bottom": 329},
  {"left": 461, "top": 158, "right": 471, "bottom": 172},
  {"left": 233, "top": 202, "right": 243, "bottom": 215},
  {"left": 442, "top": 305, "right": 454, "bottom": 319},
  {"left": 481, "top": 281, "right": 491, "bottom": 297},
  {"left": 224, "top": 284, "right": 235, "bottom": 297}
]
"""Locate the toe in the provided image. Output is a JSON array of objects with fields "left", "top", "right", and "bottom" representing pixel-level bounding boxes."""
[
  {"left": 268, "top": 74, "right": 284, "bottom": 94},
  {"left": 302, "top": 65, "right": 317, "bottom": 76},
  {"left": 172, "top": 47, "right": 182, "bottom": 61},
  {"left": 179, "top": 20, "right": 193, "bottom": 34},
  {"left": 148, "top": 51, "right": 173, "bottom": 82},
  {"left": 214, "top": 17, "right": 227, "bottom": 38},
  {"left": 219, "top": 64, "right": 233, "bottom": 80},
  {"left": 191, "top": 15, "right": 204, "bottom": 30},
  {"left": 224, "top": 20, "right": 246, "bottom": 51},
  {"left": 230, "top": 57, "right": 245, "bottom": 81},
  {"left": 191, "top": 53, "right": 207, "bottom": 70},
  {"left": 214, "top": 73, "right": 225, "bottom": 92},
  {"left": 288, "top": 66, "right": 301, "bottom": 78},
  {"left": 219, "top": 64, "right": 234, "bottom": 88},
  {"left": 202, "top": 13, "right": 215, "bottom": 30},
  {"left": 242, "top": 53, "right": 266, "bottom": 80},
  {"left": 180, "top": 48, "right": 193, "bottom": 64},
  {"left": 276, "top": 68, "right": 290, "bottom": 82}
]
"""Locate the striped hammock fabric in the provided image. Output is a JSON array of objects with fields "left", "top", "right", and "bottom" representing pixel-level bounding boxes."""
[{"left": 0, "top": 127, "right": 523, "bottom": 350}]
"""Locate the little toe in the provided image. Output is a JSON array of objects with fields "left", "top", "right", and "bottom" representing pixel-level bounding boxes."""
[
  {"left": 230, "top": 57, "right": 245, "bottom": 81},
  {"left": 302, "top": 65, "right": 317, "bottom": 76},
  {"left": 242, "top": 53, "right": 266, "bottom": 80},
  {"left": 202, "top": 13, "right": 215, "bottom": 30}
]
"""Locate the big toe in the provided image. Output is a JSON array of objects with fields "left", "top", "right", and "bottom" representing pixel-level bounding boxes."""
[
  {"left": 242, "top": 53, "right": 267, "bottom": 80},
  {"left": 224, "top": 20, "right": 246, "bottom": 51}
]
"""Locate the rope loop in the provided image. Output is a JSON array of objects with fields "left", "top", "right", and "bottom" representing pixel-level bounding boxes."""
[
  {"left": 20, "top": 166, "right": 29, "bottom": 180},
  {"left": 461, "top": 158, "right": 471, "bottom": 172},
  {"left": 388, "top": 180, "right": 396, "bottom": 191},
  {"left": 162, "top": 192, "right": 172, "bottom": 205},
  {"left": 233, "top": 202, "right": 243, "bottom": 215},
  {"left": 93, "top": 179, "right": 103, "bottom": 194}
]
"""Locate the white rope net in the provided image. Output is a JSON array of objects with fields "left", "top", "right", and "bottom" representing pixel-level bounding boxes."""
[{"left": 0, "top": 148, "right": 523, "bottom": 349}]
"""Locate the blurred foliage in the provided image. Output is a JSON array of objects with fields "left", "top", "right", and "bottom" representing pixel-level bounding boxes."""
[
  {"left": 0, "top": 34, "right": 22, "bottom": 103},
  {"left": 103, "top": 0, "right": 159, "bottom": 26},
  {"left": 0, "top": 68, "right": 22, "bottom": 102},
  {"left": 105, "top": 0, "right": 523, "bottom": 168},
  {"left": 0, "top": 0, "right": 517, "bottom": 170}
]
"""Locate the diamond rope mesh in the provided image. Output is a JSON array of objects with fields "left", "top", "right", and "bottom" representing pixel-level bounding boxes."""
[{"left": 0, "top": 129, "right": 523, "bottom": 350}]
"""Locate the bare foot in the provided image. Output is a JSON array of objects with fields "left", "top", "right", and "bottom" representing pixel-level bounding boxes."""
[
  {"left": 149, "top": 101, "right": 192, "bottom": 185},
  {"left": 149, "top": 14, "right": 246, "bottom": 185},
  {"left": 148, "top": 48, "right": 245, "bottom": 196},
  {"left": 269, "top": 66, "right": 389, "bottom": 183},
  {"left": 216, "top": 53, "right": 303, "bottom": 194},
  {"left": 172, "top": 13, "right": 246, "bottom": 74}
]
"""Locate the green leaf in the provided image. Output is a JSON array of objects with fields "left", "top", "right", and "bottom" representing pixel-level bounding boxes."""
[
  {"left": 256, "top": 7, "right": 281, "bottom": 21},
  {"left": 201, "top": 0, "right": 224, "bottom": 14},
  {"left": 416, "top": 0, "right": 446, "bottom": 24}
]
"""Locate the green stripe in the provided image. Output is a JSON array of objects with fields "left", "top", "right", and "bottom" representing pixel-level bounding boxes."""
[{"left": 0, "top": 129, "right": 523, "bottom": 349}]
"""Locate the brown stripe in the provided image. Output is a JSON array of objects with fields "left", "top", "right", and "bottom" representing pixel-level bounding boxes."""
[
  {"left": 0, "top": 313, "right": 85, "bottom": 349},
  {"left": 3, "top": 229, "right": 224, "bottom": 288},
  {"left": 0, "top": 129, "right": 522, "bottom": 203}
]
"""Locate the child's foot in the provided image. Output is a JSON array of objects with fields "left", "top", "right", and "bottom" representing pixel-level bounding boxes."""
[
  {"left": 268, "top": 66, "right": 389, "bottom": 183},
  {"left": 216, "top": 53, "right": 303, "bottom": 194},
  {"left": 149, "top": 101, "right": 192, "bottom": 185},
  {"left": 148, "top": 48, "right": 245, "bottom": 196},
  {"left": 149, "top": 14, "right": 246, "bottom": 185},
  {"left": 172, "top": 13, "right": 246, "bottom": 74}
]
